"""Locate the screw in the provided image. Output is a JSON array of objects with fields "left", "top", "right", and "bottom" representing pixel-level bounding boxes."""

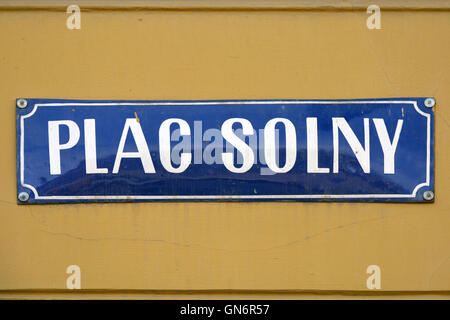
[
  {"left": 424, "top": 98, "right": 435, "bottom": 108},
  {"left": 423, "top": 191, "right": 434, "bottom": 201},
  {"left": 16, "top": 99, "right": 28, "bottom": 109},
  {"left": 18, "top": 192, "right": 29, "bottom": 202}
]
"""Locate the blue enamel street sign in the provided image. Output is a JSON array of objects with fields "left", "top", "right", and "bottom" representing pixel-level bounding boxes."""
[{"left": 16, "top": 98, "right": 434, "bottom": 203}]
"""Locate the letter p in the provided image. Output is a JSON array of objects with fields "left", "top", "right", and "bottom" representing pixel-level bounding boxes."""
[{"left": 48, "top": 120, "right": 80, "bottom": 175}]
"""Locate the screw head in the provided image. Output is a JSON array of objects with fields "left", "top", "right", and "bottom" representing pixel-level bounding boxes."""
[
  {"left": 16, "top": 99, "right": 28, "bottom": 109},
  {"left": 423, "top": 191, "right": 434, "bottom": 201},
  {"left": 424, "top": 98, "right": 435, "bottom": 108},
  {"left": 18, "top": 192, "right": 29, "bottom": 202}
]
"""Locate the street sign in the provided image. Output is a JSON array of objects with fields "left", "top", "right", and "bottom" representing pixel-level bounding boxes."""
[{"left": 16, "top": 98, "right": 434, "bottom": 203}]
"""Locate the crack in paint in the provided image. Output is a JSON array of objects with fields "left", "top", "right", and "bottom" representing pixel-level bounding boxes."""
[{"left": 37, "top": 215, "right": 388, "bottom": 252}]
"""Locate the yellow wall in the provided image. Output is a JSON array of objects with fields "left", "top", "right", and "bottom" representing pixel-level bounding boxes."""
[{"left": 0, "top": 1, "right": 449, "bottom": 298}]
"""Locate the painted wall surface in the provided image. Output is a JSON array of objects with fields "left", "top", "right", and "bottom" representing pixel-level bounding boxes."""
[{"left": 0, "top": 1, "right": 449, "bottom": 297}]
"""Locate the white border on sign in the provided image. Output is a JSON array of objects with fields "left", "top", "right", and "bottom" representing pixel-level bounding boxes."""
[{"left": 20, "top": 100, "right": 431, "bottom": 200}]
